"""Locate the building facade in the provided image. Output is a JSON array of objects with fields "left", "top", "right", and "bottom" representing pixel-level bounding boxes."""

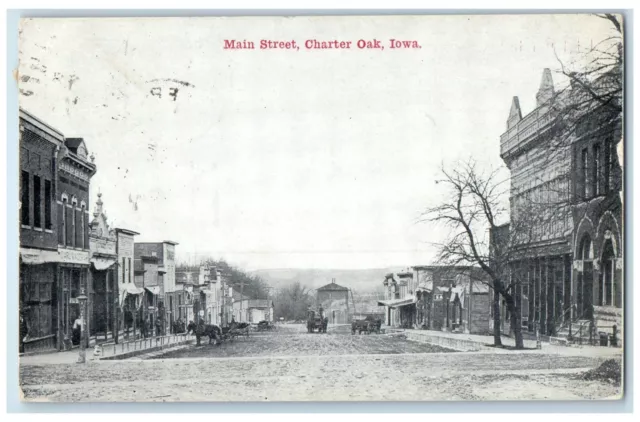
[
  {"left": 19, "top": 109, "right": 64, "bottom": 353},
  {"left": 115, "top": 227, "right": 141, "bottom": 341},
  {"left": 316, "top": 281, "right": 351, "bottom": 324},
  {"left": 19, "top": 109, "right": 97, "bottom": 353},
  {"left": 499, "top": 68, "right": 623, "bottom": 340},
  {"left": 134, "top": 254, "right": 159, "bottom": 336},
  {"left": 88, "top": 193, "right": 118, "bottom": 341},
  {"left": 134, "top": 241, "right": 179, "bottom": 335},
  {"left": 56, "top": 136, "right": 96, "bottom": 350},
  {"left": 379, "top": 266, "right": 491, "bottom": 334}
]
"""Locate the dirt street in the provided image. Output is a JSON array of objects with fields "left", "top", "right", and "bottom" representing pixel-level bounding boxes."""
[
  {"left": 19, "top": 325, "right": 622, "bottom": 402},
  {"left": 154, "top": 324, "right": 454, "bottom": 358}
]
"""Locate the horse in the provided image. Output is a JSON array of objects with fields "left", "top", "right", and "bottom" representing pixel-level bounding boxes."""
[{"left": 195, "top": 324, "right": 222, "bottom": 346}]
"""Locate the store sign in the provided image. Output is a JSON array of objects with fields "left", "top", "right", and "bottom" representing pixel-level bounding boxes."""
[
  {"left": 20, "top": 248, "right": 59, "bottom": 264},
  {"left": 90, "top": 237, "right": 116, "bottom": 255},
  {"left": 118, "top": 234, "right": 134, "bottom": 256},
  {"left": 58, "top": 248, "right": 89, "bottom": 264}
]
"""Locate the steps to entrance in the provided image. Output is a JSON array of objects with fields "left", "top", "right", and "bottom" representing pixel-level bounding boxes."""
[{"left": 551, "top": 308, "right": 622, "bottom": 347}]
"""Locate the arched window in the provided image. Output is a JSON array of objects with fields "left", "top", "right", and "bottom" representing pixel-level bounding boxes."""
[
  {"left": 600, "top": 239, "right": 616, "bottom": 306},
  {"left": 579, "top": 234, "right": 592, "bottom": 261},
  {"left": 71, "top": 197, "right": 78, "bottom": 248}
]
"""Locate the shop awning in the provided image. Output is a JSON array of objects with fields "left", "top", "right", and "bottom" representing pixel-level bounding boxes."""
[
  {"left": 118, "top": 283, "right": 145, "bottom": 307},
  {"left": 121, "top": 284, "right": 144, "bottom": 295},
  {"left": 20, "top": 248, "right": 59, "bottom": 265},
  {"left": 145, "top": 286, "right": 161, "bottom": 296},
  {"left": 377, "top": 298, "right": 415, "bottom": 308},
  {"left": 91, "top": 256, "right": 116, "bottom": 271}
]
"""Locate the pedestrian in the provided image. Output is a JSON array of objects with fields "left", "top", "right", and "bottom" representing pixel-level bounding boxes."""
[
  {"left": 72, "top": 312, "right": 82, "bottom": 346},
  {"left": 19, "top": 307, "right": 29, "bottom": 353},
  {"left": 155, "top": 318, "right": 162, "bottom": 337}
]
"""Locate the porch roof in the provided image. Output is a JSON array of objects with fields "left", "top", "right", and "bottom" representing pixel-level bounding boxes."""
[{"left": 377, "top": 297, "right": 415, "bottom": 308}]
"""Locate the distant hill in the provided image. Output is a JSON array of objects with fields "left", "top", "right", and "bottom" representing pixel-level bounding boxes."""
[{"left": 249, "top": 267, "right": 404, "bottom": 294}]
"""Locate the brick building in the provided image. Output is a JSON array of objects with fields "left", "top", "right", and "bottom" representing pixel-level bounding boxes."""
[
  {"left": 56, "top": 136, "right": 96, "bottom": 350},
  {"left": 19, "top": 109, "right": 64, "bottom": 353},
  {"left": 19, "top": 109, "right": 97, "bottom": 353},
  {"left": 499, "top": 68, "right": 623, "bottom": 340}
]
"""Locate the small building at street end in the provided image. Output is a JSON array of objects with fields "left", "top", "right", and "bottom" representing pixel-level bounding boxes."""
[
  {"left": 378, "top": 266, "right": 492, "bottom": 334},
  {"left": 316, "top": 280, "right": 351, "bottom": 324},
  {"left": 497, "top": 68, "right": 622, "bottom": 343},
  {"left": 233, "top": 298, "right": 274, "bottom": 323}
]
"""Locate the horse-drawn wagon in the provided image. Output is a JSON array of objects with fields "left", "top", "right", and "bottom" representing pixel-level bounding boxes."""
[
  {"left": 307, "top": 309, "right": 328, "bottom": 333},
  {"left": 351, "top": 315, "right": 382, "bottom": 334}
]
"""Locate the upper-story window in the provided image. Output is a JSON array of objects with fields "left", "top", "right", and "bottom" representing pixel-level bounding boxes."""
[
  {"left": 21, "top": 171, "right": 30, "bottom": 226},
  {"left": 71, "top": 197, "right": 78, "bottom": 248},
  {"left": 61, "top": 194, "right": 68, "bottom": 245},
  {"left": 81, "top": 203, "right": 86, "bottom": 249},
  {"left": 33, "top": 175, "right": 41, "bottom": 229},
  {"left": 44, "top": 180, "right": 52, "bottom": 230},
  {"left": 593, "top": 143, "right": 602, "bottom": 196},
  {"left": 577, "top": 138, "right": 617, "bottom": 202}
]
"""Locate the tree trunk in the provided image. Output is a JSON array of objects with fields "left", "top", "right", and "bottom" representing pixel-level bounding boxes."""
[
  {"left": 492, "top": 288, "right": 502, "bottom": 347},
  {"left": 505, "top": 294, "right": 524, "bottom": 349}
]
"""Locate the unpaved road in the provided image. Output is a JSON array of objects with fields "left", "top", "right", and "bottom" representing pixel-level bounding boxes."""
[
  {"left": 153, "top": 324, "right": 454, "bottom": 358},
  {"left": 19, "top": 325, "right": 622, "bottom": 402}
]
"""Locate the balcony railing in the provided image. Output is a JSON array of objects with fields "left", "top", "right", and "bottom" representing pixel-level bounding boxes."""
[{"left": 501, "top": 105, "right": 555, "bottom": 158}]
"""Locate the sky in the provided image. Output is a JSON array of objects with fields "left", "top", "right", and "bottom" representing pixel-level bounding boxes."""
[{"left": 17, "top": 15, "right": 618, "bottom": 270}]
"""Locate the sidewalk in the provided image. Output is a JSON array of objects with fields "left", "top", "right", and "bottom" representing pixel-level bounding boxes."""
[
  {"left": 20, "top": 334, "right": 195, "bottom": 365},
  {"left": 392, "top": 327, "right": 624, "bottom": 357},
  {"left": 20, "top": 348, "right": 99, "bottom": 365}
]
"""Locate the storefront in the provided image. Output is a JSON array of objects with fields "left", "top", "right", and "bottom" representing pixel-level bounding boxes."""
[
  {"left": 90, "top": 254, "right": 117, "bottom": 340},
  {"left": 119, "top": 282, "right": 144, "bottom": 340},
  {"left": 19, "top": 248, "right": 59, "bottom": 353},
  {"left": 57, "top": 248, "right": 90, "bottom": 350}
]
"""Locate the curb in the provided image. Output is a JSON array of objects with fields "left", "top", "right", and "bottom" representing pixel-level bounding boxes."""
[{"left": 99, "top": 339, "right": 195, "bottom": 360}]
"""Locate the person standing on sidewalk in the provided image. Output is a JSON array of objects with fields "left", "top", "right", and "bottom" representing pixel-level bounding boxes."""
[{"left": 19, "top": 307, "right": 29, "bottom": 353}]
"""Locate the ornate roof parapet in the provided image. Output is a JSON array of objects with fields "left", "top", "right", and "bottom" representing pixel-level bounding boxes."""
[{"left": 89, "top": 193, "right": 115, "bottom": 239}]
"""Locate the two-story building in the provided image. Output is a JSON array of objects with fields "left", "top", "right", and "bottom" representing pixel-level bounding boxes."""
[
  {"left": 56, "top": 136, "right": 97, "bottom": 349},
  {"left": 134, "top": 254, "right": 159, "bottom": 336},
  {"left": 19, "top": 109, "right": 65, "bottom": 353},
  {"left": 134, "top": 241, "right": 179, "bottom": 335},
  {"left": 316, "top": 280, "right": 351, "bottom": 324},
  {"left": 115, "top": 227, "right": 141, "bottom": 340},
  {"left": 499, "top": 68, "right": 623, "bottom": 340},
  {"left": 19, "top": 109, "right": 97, "bottom": 353},
  {"left": 379, "top": 266, "right": 491, "bottom": 334},
  {"left": 88, "top": 193, "right": 118, "bottom": 342}
]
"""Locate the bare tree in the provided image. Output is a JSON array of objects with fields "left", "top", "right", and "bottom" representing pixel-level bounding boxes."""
[
  {"left": 273, "top": 281, "right": 314, "bottom": 321},
  {"left": 422, "top": 160, "right": 549, "bottom": 349}
]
